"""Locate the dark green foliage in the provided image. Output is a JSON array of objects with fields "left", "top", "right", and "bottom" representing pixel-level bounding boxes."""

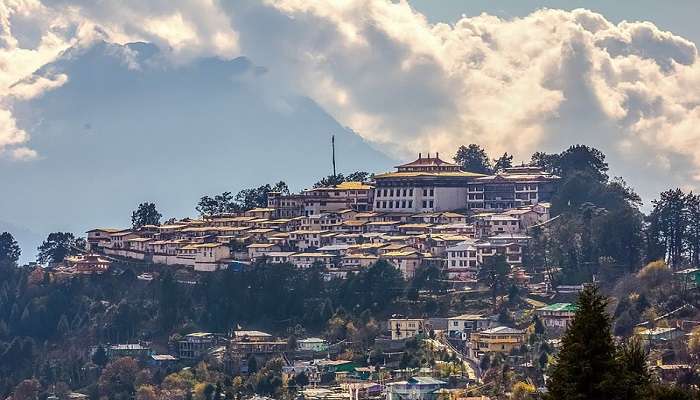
[
  {"left": 493, "top": 152, "right": 513, "bottom": 172},
  {"left": 547, "top": 285, "right": 619, "bottom": 400},
  {"left": 37, "top": 232, "right": 83, "bottom": 264},
  {"left": 477, "top": 254, "right": 510, "bottom": 306},
  {"left": 454, "top": 144, "right": 492, "bottom": 173},
  {"left": 0, "top": 232, "right": 20, "bottom": 265},
  {"left": 197, "top": 191, "right": 239, "bottom": 216},
  {"left": 313, "top": 171, "right": 371, "bottom": 188},
  {"left": 131, "top": 202, "right": 162, "bottom": 228},
  {"left": 92, "top": 345, "right": 108, "bottom": 367}
]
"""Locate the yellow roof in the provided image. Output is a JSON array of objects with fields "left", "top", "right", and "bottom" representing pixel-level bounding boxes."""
[
  {"left": 291, "top": 252, "right": 335, "bottom": 258},
  {"left": 382, "top": 250, "right": 420, "bottom": 257},
  {"left": 336, "top": 181, "right": 373, "bottom": 190},
  {"left": 374, "top": 171, "right": 484, "bottom": 179}
]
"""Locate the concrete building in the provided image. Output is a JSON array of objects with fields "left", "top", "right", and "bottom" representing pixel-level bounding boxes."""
[
  {"left": 388, "top": 318, "right": 427, "bottom": 340},
  {"left": 536, "top": 303, "right": 577, "bottom": 330},
  {"left": 446, "top": 241, "right": 479, "bottom": 281},
  {"left": 178, "top": 332, "right": 217, "bottom": 361},
  {"left": 447, "top": 314, "right": 492, "bottom": 339},
  {"left": 470, "top": 326, "right": 525, "bottom": 358},
  {"left": 297, "top": 337, "right": 329, "bottom": 352},
  {"left": 373, "top": 154, "right": 484, "bottom": 213},
  {"left": 466, "top": 166, "right": 559, "bottom": 210},
  {"left": 385, "top": 376, "right": 447, "bottom": 400}
]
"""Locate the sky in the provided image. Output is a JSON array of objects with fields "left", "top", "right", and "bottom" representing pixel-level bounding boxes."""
[{"left": 1, "top": 0, "right": 700, "bottom": 262}]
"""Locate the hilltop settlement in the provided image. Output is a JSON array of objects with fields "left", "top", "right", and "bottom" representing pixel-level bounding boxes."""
[{"left": 3, "top": 145, "right": 700, "bottom": 400}]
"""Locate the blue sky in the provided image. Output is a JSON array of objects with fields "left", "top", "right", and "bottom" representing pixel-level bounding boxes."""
[
  {"left": 1, "top": 0, "right": 700, "bottom": 262},
  {"left": 413, "top": 0, "right": 700, "bottom": 44}
]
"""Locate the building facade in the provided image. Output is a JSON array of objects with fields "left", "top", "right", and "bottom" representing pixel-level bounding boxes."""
[
  {"left": 466, "top": 166, "right": 559, "bottom": 210},
  {"left": 373, "top": 154, "right": 484, "bottom": 213}
]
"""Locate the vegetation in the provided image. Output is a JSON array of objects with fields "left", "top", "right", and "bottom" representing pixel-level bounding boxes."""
[
  {"left": 196, "top": 181, "right": 289, "bottom": 216},
  {"left": 131, "top": 202, "right": 162, "bottom": 228},
  {"left": 37, "top": 232, "right": 85, "bottom": 264}
]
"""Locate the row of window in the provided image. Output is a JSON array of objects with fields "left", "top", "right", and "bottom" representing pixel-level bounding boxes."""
[{"left": 376, "top": 188, "right": 435, "bottom": 197}]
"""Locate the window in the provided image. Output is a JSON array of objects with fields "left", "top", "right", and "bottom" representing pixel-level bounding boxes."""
[
  {"left": 422, "top": 200, "right": 427, "bottom": 208},
  {"left": 429, "top": 188, "right": 434, "bottom": 196},
  {"left": 402, "top": 200, "right": 406, "bottom": 208},
  {"left": 429, "top": 200, "right": 434, "bottom": 208},
  {"left": 409, "top": 189, "right": 414, "bottom": 196},
  {"left": 390, "top": 189, "right": 394, "bottom": 197},
  {"left": 408, "top": 201, "right": 413, "bottom": 208},
  {"left": 423, "top": 189, "right": 428, "bottom": 196}
]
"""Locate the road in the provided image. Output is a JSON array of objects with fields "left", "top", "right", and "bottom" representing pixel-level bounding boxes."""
[{"left": 424, "top": 336, "right": 479, "bottom": 383}]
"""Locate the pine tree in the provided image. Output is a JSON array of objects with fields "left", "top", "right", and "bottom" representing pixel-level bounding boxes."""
[{"left": 546, "top": 285, "right": 619, "bottom": 400}]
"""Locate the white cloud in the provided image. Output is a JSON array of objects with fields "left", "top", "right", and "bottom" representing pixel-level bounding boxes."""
[
  {"left": 10, "top": 146, "right": 38, "bottom": 160},
  {"left": 5, "top": 0, "right": 700, "bottom": 195}
]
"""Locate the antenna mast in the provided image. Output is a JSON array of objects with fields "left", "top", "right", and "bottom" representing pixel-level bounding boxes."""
[{"left": 332, "top": 134, "right": 337, "bottom": 177}]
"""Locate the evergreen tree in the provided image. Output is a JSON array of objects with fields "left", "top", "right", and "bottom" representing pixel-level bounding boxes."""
[
  {"left": 0, "top": 232, "right": 20, "bottom": 265},
  {"left": 131, "top": 202, "right": 162, "bottom": 228},
  {"left": 453, "top": 144, "right": 492, "bottom": 174},
  {"left": 493, "top": 152, "right": 513, "bottom": 172},
  {"left": 546, "top": 285, "right": 619, "bottom": 400}
]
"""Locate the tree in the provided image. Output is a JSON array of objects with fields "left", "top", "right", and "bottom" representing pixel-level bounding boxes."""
[
  {"left": 477, "top": 254, "right": 510, "bottom": 307},
  {"left": 647, "top": 189, "right": 688, "bottom": 267},
  {"left": 557, "top": 145, "right": 609, "bottom": 183},
  {"left": 196, "top": 192, "right": 238, "bottom": 216},
  {"left": 37, "top": 232, "right": 80, "bottom": 264},
  {"left": 0, "top": 232, "right": 20, "bottom": 265},
  {"left": 530, "top": 151, "right": 560, "bottom": 173},
  {"left": 453, "top": 144, "right": 492, "bottom": 174},
  {"left": 131, "top": 202, "right": 162, "bottom": 228},
  {"left": 493, "top": 152, "right": 513, "bottom": 172},
  {"left": 92, "top": 345, "right": 109, "bottom": 367},
  {"left": 13, "top": 379, "right": 40, "bottom": 400},
  {"left": 511, "top": 381, "right": 536, "bottom": 400},
  {"left": 98, "top": 357, "right": 140, "bottom": 400},
  {"left": 546, "top": 285, "right": 620, "bottom": 400}
]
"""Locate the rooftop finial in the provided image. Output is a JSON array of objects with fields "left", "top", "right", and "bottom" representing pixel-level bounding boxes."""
[{"left": 419, "top": 152, "right": 422, "bottom": 159}]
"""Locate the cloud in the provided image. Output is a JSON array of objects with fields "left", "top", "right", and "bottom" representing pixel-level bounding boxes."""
[
  {"left": 5, "top": 0, "right": 700, "bottom": 196},
  {"left": 226, "top": 2, "right": 700, "bottom": 192}
]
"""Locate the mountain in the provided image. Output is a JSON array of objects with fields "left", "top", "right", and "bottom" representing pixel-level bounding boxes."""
[{"left": 0, "top": 41, "right": 395, "bottom": 262}]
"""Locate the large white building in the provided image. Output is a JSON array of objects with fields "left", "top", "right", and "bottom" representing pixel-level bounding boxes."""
[
  {"left": 373, "top": 154, "right": 484, "bottom": 213},
  {"left": 466, "top": 166, "right": 560, "bottom": 210}
]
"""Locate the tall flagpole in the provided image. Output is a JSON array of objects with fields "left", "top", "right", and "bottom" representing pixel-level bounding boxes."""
[{"left": 332, "top": 134, "right": 337, "bottom": 177}]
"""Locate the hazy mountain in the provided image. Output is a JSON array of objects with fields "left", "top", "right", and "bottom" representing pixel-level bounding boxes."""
[{"left": 1, "top": 41, "right": 395, "bottom": 262}]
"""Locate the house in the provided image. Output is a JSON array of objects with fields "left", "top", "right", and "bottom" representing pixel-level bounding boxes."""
[
  {"left": 86, "top": 228, "right": 123, "bottom": 250},
  {"left": 297, "top": 337, "right": 329, "bottom": 352},
  {"left": 382, "top": 251, "right": 423, "bottom": 279},
  {"left": 264, "top": 251, "right": 297, "bottom": 264},
  {"left": 447, "top": 314, "right": 491, "bottom": 339},
  {"left": 373, "top": 153, "right": 484, "bottom": 212},
  {"left": 470, "top": 326, "right": 525, "bottom": 358},
  {"left": 63, "top": 253, "right": 111, "bottom": 274},
  {"left": 247, "top": 243, "right": 281, "bottom": 262},
  {"left": 107, "top": 343, "right": 153, "bottom": 360},
  {"left": 385, "top": 376, "right": 447, "bottom": 400},
  {"left": 301, "top": 181, "right": 375, "bottom": 216},
  {"left": 148, "top": 354, "right": 178, "bottom": 368},
  {"left": 634, "top": 327, "right": 684, "bottom": 346},
  {"left": 177, "top": 243, "right": 231, "bottom": 271},
  {"left": 232, "top": 330, "right": 273, "bottom": 342},
  {"left": 388, "top": 318, "right": 427, "bottom": 340},
  {"left": 536, "top": 303, "right": 577, "bottom": 330},
  {"left": 341, "top": 254, "right": 378, "bottom": 269},
  {"left": 446, "top": 241, "right": 479, "bottom": 281},
  {"left": 675, "top": 268, "right": 700, "bottom": 291},
  {"left": 178, "top": 332, "right": 218, "bottom": 361},
  {"left": 466, "top": 166, "right": 560, "bottom": 211},
  {"left": 289, "top": 252, "right": 336, "bottom": 269}
]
